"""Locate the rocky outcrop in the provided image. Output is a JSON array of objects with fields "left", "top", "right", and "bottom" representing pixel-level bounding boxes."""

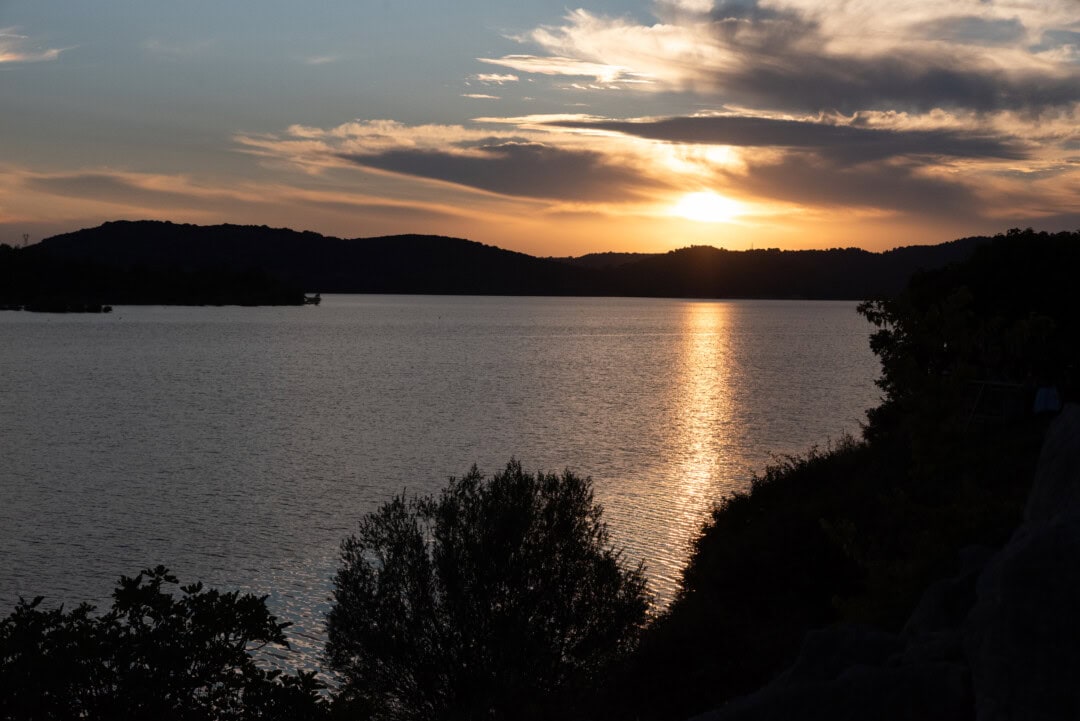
[
  {"left": 688, "top": 624, "right": 970, "bottom": 721},
  {"left": 691, "top": 404, "right": 1080, "bottom": 721},
  {"left": 1022, "top": 403, "right": 1080, "bottom": 524},
  {"left": 964, "top": 403, "right": 1080, "bottom": 721}
]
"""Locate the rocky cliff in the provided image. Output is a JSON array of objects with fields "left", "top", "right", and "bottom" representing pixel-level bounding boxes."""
[{"left": 693, "top": 404, "right": 1080, "bottom": 721}]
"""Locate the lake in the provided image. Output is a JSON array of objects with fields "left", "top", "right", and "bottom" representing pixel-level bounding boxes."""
[{"left": 0, "top": 295, "right": 880, "bottom": 669}]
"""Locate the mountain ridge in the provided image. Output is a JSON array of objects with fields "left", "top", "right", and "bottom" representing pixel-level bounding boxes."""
[{"left": 29, "top": 220, "right": 990, "bottom": 300}]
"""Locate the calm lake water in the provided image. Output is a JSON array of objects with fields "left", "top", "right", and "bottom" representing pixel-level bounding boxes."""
[{"left": 0, "top": 295, "right": 879, "bottom": 668}]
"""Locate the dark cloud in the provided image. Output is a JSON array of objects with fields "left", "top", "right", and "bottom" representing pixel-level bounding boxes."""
[
  {"left": 709, "top": 0, "right": 816, "bottom": 39},
  {"left": 339, "top": 142, "right": 663, "bottom": 201},
  {"left": 912, "top": 15, "right": 1026, "bottom": 46},
  {"left": 692, "top": 1, "right": 1080, "bottom": 113},
  {"left": 726, "top": 53, "right": 1080, "bottom": 114},
  {"left": 549, "top": 115, "right": 1026, "bottom": 164},
  {"left": 726, "top": 153, "right": 981, "bottom": 217}
]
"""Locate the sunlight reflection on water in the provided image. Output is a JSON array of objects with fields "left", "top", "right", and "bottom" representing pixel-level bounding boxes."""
[{"left": 0, "top": 295, "right": 880, "bottom": 671}]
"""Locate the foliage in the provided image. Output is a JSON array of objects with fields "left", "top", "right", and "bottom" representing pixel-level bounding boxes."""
[
  {"left": 607, "top": 440, "right": 869, "bottom": 720},
  {"left": 0, "top": 566, "right": 327, "bottom": 721},
  {"left": 858, "top": 228, "right": 1080, "bottom": 441},
  {"left": 609, "top": 229, "right": 1080, "bottom": 720},
  {"left": 326, "top": 460, "right": 651, "bottom": 721}
]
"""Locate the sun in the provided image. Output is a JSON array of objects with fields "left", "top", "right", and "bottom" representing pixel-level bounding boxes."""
[{"left": 672, "top": 191, "right": 743, "bottom": 223}]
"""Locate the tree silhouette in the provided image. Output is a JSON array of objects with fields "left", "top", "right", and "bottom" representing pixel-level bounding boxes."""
[
  {"left": 326, "top": 460, "right": 651, "bottom": 721},
  {"left": 0, "top": 566, "right": 326, "bottom": 721}
]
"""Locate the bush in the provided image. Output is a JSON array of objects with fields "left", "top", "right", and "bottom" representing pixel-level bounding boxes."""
[
  {"left": 0, "top": 566, "right": 327, "bottom": 721},
  {"left": 326, "top": 460, "right": 651, "bottom": 721},
  {"left": 606, "top": 440, "right": 869, "bottom": 720}
]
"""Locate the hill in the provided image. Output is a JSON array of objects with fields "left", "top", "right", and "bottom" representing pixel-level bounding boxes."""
[
  {"left": 24, "top": 220, "right": 992, "bottom": 300},
  {"left": 33, "top": 221, "right": 601, "bottom": 297}
]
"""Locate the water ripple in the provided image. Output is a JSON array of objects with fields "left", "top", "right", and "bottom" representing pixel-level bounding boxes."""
[{"left": 0, "top": 296, "right": 880, "bottom": 670}]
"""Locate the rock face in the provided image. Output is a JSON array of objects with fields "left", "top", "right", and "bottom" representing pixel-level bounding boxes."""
[
  {"left": 688, "top": 624, "right": 970, "bottom": 721},
  {"left": 1023, "top": 404, "right": 1080, "bottom": 524},
  {"left": 965, "top": 403, "right": 1080, "bottom": 721},
  {"left": 691, "top": 404, "right": 1080, "bottom": 721}
]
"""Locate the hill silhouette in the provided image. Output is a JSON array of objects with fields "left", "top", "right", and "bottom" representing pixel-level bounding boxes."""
[
  {"left": 25, "top": 220, "right": 991, "bottom": 301},
  {"left": 34, "top": 221, "right": 600, "bottom": 297}
]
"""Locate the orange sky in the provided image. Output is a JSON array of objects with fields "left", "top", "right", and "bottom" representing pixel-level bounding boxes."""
[{"left": 3, "top": 0, "right": 1079, "bottom": 255}]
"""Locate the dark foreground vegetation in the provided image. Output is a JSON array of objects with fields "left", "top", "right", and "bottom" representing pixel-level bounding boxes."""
[
  {"left": 2, "top": 228, "right": 1077, "bottom": 720},
  {"left": 608, "top": 227, "right": 1079, "bottom": 719},
  {"left": 0, "top": 567, "right": 326, "bottom": 720},
  {"left": 327, "top": 462, "right": 649, "bottom": 720}
]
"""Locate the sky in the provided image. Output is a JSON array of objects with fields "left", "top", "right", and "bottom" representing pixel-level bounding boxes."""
[{"left": 2, "top": 0, "right": 1079, "bottom": 255}]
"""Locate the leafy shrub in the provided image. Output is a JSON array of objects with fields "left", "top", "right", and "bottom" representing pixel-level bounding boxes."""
[
  {"left": 326, "top": 460, "right": 651, "bottom": 721},
  {"left": 607, "top": 440, "right": 868, "bottom": 720},
  {"left": 0, "top": 566, "right": 326, "bottom": 721}
]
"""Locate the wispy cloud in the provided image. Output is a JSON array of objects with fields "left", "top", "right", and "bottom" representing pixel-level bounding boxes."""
[
  {"left": 474, "top": 73, "right": 519, "bottom": 84},
  {"left": 0, "top": 28, "right": 65, "bottom": 63},
  {"left": 236, "top": 119, "right": 672, "bottom": 204},
  {"left": 463, "top": 93, "right": 500, "bottom": 100},
  {"left": 1, "top": 165, "right": 480, "bottom": 239},
  {"left": 478, "top": 54, "right": 650, "bottom": 85}
]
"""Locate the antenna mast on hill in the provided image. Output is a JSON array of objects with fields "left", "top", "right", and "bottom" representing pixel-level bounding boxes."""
[{"left": 22, "top": 233, "right": 29, "bottom": 248}]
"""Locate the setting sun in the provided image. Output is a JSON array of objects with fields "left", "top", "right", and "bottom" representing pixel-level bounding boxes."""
[{"left": 672, "top": 191, "right": 743, "bottom": 223}]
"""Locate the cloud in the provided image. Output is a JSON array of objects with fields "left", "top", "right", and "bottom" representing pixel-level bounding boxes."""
[
  {"left": 502, "top": 2, "right": 1080, "bottom": 113},
  {"left": 234, "top": 103, "right": 1080, "bottom": 226},
  {"left": 0, "top": 28, "right": 64, "bottom": 63},
  {"left": 478, "top": 54, "right": 647, "bottom": 85},
  {"left": 724, "top": 153, "right": 981, "bottom": 218},
  {"left": 26, "top": 173, "right": 204, "bottom": 208},
  {"left": 22, "top": 171, "right": 282, "bottom": 211},
  {"left": 237, "top": 118, "right": 690, "bottom": 208},
  {"left": 474, "top": 73, "right": 519, "bottom": 84},
  {"left": 548, "top": 114, "right": 1027, "bottom": 164},
  {"left": 3, "top": 166, "right": 474, "bottom": 239},
  {"left": 910, "top": 15, "right": 1027, "bottom": 46},
  {"left": 303, "top": 55, "right": 339, "bottom": 66},
  {"left": 462, "top": 93, "right": 500, "bottom": 100},
  {"left": 719, "top": 52, "right": 1080, "bottom": 114},
  {"left": 339, "top": 142, "right": 663, "bottom": 201}
]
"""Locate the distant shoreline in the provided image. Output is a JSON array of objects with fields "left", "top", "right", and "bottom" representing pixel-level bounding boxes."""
[{"left": 4, "top": 219, "right": 1010, "bottom": 304}]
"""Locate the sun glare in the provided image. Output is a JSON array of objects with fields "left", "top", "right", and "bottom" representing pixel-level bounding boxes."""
[{"left": 672, "top": 191, "right": 743, "bottom": 223}]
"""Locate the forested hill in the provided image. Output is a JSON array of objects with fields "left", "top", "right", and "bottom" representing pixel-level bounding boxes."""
[
  {"left": 34, "top": 220, "right": 989, "bottom": 299},
  {"left": 35, "top": 221, "right": 599, "bottom": 297}
]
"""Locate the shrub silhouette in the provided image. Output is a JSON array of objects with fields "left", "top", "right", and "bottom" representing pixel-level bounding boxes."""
[
  {"left": 326, "top": 460, "right": 651, "bottom": 721},
  {"left": 0, "top": 566, "right": 327, "bottom": 720}
]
